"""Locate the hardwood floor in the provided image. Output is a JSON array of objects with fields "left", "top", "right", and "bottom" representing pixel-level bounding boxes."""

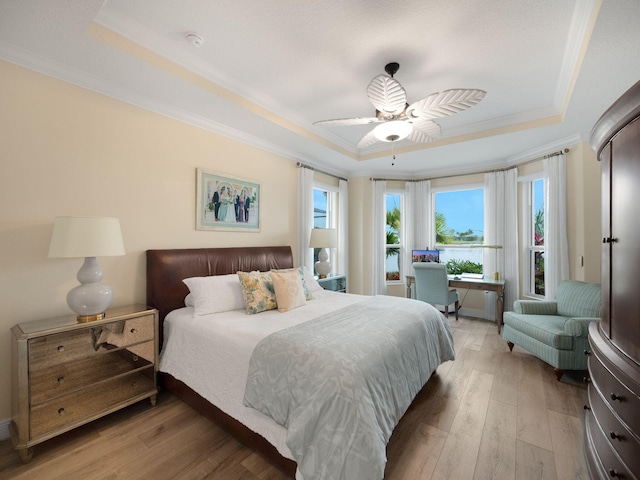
[{"left": 0, "top": 315, "right": 589, "bottom": 479}]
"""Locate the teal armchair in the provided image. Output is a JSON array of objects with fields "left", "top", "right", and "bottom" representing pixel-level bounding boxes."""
[
  {"left": 501, "top": 280, "right": 601, "bottom": 380},
  {"left": 412, "top": 262, "right": 459, "bottom": 320}
]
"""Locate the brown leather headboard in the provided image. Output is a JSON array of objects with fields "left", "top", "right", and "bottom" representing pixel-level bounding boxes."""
[{"left": 146, "top": 246, "right": 294, "bottom": 345}]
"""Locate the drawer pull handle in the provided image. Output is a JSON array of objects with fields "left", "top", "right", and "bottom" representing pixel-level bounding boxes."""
[
  {"left": 583, "top": 376, "right": 591, "bottom": 383},
  {"left": 584, "top": 349, "right": 591, "bottom": 355},
  {"left": 583, "top": 404, "right": 591, "bottom": 410},
  {"left": 609, "top": 469, "right": 619, "bottom": 477},
  {"left": 130, "top": 328, "right": 138, "bottom": 334},
  {"left": 57, "top": 345, "right": 65, "bottom": 352},
  {"left": 611, "top": 393, "right": 623, "bottom": 402},
  {"left": 610, "top": 431, "right": 621, "bottom": 440},
  {"left": 132, "top": 355, "right": 139, "bottom": 362},
  {"left": 58, "top": 408, "right": 65, "bottom": 416},
  {"left": 57, "top": 376, "right": 65, "bottom": 384}
]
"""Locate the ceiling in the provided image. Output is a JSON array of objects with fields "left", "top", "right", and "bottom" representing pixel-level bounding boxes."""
[{"left": 2, "top": 0, "right": 639, "bottom": 178}]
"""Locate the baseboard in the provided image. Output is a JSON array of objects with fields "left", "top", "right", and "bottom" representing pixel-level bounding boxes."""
[{"left": 0, "top": 418, "right": 10, "bottom": 441}]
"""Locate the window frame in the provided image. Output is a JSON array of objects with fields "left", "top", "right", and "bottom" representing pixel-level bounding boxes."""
[
  {"left": 520, "top": 174, "right": 545, "bottom": 299},
  {"left": 313, "top": 182, "right": 338, "bottom": 274},
  {"left": 384, "top": 189, "right": 405, "bottom": 284},
  {"left": 430, "top": 182, "right": 485, "bottom": 274}
]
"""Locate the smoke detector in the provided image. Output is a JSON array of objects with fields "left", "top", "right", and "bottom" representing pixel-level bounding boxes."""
[{"left": 185, "top": 32, "right": 204, "bottom": 48}]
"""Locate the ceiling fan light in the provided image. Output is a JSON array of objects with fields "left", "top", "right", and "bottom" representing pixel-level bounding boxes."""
[{"left": 373, "top": 121, "right": 413, "bottom": 142}]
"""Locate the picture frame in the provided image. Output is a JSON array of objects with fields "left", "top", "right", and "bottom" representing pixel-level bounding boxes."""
[{"left": 196, "top": 169, "right": 260, "bottom": 232}]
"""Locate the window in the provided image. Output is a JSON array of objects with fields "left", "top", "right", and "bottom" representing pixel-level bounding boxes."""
[
  {"left": 525, "top": 178, "right": 545, "bottom": 297},
  {"left": 313, "top": 185, "right": 337, "bottom": 271},
  {"left": 385, "top": 192, "right": 404, "bottom": 281},
  {"left": 433, "top": 186, "right": 485, "bottom": 274}
]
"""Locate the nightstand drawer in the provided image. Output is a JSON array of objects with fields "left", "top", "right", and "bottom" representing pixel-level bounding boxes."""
[
  {"left": 30, "top": 342, "right": 155, "bottom": 405},
  {"left": 30, "top": 368, "right": 155, "bottom": 438},
  {"left": 29, "top": 314, "right": 155, "bottom": 371},
  {"left": 586, "top": 407, "right": 635, "bottom": 480}
]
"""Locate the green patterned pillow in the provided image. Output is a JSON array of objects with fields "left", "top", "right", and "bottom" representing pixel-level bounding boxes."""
[{"left": 237, "top": 271, "right": 277, "bottom": 314}]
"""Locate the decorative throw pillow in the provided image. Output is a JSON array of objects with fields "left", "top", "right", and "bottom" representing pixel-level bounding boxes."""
[
  {"left": 237, "top": 271, "right": 278, "bottom": 314},
  {"left": 271, "top": 269, "right": 307, "bottom": 312},
  {"left": 182, "top": 274, "right": 246, "bottom": 316},
  {"left": 272, "top": 267, "right": 315, "bottom": 300},
  {"left": 301, "top": 265, "right": 324, "bottom": 293}
]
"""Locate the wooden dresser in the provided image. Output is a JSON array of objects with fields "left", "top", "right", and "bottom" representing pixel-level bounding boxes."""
[
  {"left": 10, "top": 304, "right": 159, "bottom": 462},
  {"left": 586, "top": 80, "right": 640, "bottom": 479}
]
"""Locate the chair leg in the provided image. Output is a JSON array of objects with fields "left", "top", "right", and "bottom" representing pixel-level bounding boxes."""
[
  {"left": 554, "top": 369, "right": 564, "bottom": 381},
  {"left": 444, "top": 305, "right": 449, "bottom": 318},
  {"left": 507, "top": 341, "right": 514, "bottom": 351},
  {"left": 454, "top": 301, "right": 459, "bottom": 321}
]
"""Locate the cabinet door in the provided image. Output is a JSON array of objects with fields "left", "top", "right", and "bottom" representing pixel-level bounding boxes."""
[
  {"left": 601, "top": 142, "right": 612, "bottom": 337},
  {"left": 610, "top": 116, "right": 640, "bottom": 360}
]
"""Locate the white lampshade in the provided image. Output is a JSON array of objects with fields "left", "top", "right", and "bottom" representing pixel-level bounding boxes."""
[
  {"left": 48, "top": 216, "right": 125, "bottom": 258},
  {"left": 309, "top": 228, "right": 337, "bottom": 248},
  {"left": 48, "top": 216, "right": 125, "bottom": 322},
  {"left": 373, "top": 121, "right": 413, "bottom": 143}
]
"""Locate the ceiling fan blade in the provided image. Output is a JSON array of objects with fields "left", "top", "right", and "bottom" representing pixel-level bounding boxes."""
[
  {"left": 367, "top": 74, "right": 407, "bottom": 116},
  {"left": 406, "top": 89, "right": 486, "bottom": 120},
  {"left": 313, "top": 117, "right": 381, "bottom": 126},
  {"left": 356, "top": 128, "right": 379, "bottom": 149},
  {"left": 407, "top": 118, "right": 442, "bottom": 143}
]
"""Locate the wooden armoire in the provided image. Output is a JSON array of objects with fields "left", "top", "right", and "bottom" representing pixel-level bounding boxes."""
[{"left": 586, "top": 80, "right": 640, "bottom": 479}]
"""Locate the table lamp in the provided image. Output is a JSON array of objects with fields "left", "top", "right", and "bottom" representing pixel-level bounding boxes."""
[
  {"left": 48, "top": 216, "right": 125, "bottom": 322},
  {"left": 309, "top": 228, "right": 337, "bottom": 278}
]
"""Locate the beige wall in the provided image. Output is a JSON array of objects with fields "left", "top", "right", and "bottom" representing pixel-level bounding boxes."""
[
  {"left": 0, "top": 61, "right": 298, "bottom": 423},
  {"left": 0, "top": 59, "right": 604, "bottom": 428}
]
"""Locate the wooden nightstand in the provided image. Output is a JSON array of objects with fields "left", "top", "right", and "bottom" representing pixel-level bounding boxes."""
[
  {"left": 10, "top": 304, "right": 159, "bottom": 462},
  {"left": 317, "top": 274, "right": 347, "bottom": 293}
]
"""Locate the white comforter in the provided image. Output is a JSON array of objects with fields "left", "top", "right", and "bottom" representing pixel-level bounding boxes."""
[{"left": 159, "top": 291, "right": 454, "bottom": 479}]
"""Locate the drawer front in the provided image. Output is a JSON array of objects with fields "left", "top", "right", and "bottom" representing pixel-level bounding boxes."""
[
  {"left": 30, "top": 342, "right": 155, "bottom": 406},
  {"left": 30, "top": 369, "right": 155, "bottom": 439},
  {"left": 29, "top": 314, "right": 155, "bottom": 371},
  {"left": 589, "top": 385, "right": 640, "bottom": 474},
  {"left": 586, "top": 410, "right": 636, "bottom": 480},
  {"left": 589, "top": 354, "right": 640, "bottom": 434}
]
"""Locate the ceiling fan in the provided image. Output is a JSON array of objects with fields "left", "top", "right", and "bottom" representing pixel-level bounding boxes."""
[{"left": 314, "top": 62, "right": 486, "bottom": 149}]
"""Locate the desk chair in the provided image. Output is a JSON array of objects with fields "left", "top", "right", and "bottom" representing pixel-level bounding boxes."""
[{"left": 413, "top": 262, "right": 459, "bottom": 320}]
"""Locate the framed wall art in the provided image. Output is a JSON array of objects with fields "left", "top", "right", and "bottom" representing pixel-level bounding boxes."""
[{"left": 196, "top": 169, "right": 260, "bottom": 232}]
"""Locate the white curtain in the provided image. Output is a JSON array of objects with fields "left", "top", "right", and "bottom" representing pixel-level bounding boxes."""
[
  {"left": 404, "top": 180, "right": 432, "bottom": 280},
  {"left": 544, "top": 153, "right": 570, "bottom": 299},
  {"left": 338, "top": 179, "right": 349, "bottom": 279},
  {"left": 296, "top": 167, "right": 314, "bottom": 269},
  {"left": 372, "top": 180, "right": 387, "bottom": 295},
  {"left": 484, "top": 169, "right": 519, "bottom": 311}
]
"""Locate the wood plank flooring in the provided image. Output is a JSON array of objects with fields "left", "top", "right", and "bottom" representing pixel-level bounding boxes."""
[{"left": 0, "top": 315, "right": 589, "bottom": 479}]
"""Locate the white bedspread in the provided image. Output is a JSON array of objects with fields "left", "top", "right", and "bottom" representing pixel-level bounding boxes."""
[
  {"left": 159, "top": 290, "right": 367, "bottom": 463},
  {"left": 159, "top": 290, "right": 454, "bottom": 479}
]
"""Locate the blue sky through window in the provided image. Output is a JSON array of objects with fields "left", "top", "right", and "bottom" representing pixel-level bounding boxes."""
[{"left": 435, "top": 189, "right": 484, "bottom": 238}]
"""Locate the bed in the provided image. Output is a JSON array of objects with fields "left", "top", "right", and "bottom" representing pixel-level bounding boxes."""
[{"left": 146, "top": 246, "right": 455, "bottom": 480}]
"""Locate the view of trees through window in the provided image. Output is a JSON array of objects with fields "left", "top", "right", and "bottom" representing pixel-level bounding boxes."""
[
  {"left": 385, "top": 193, "right": 401, "bottom": 281},
  {"left": 434, "top": 188, "right": 485, "bottom": 275},
  {"left": 531, "top": 178, "right": 545, "bottom": 296}
]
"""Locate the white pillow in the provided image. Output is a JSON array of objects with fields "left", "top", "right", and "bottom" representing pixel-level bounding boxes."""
[
  {"left": 185, "top": 293, "right": 194, "bottom": 307},
  {"left": 271, "top": 269, "right": 307, "bottom": 312},
  {"left": 182, "top": 274, "right": 246, "bottom": 316},
  {"left": 301, "top": 265, "right": 323, "bottom": 293}
]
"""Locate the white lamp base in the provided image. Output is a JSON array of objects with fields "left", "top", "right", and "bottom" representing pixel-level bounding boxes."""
[
  {"left": 315, "top": 248, "right": 332, "bottom": 278},
  {"left": 67, "top": 257, "right": 114, "bottom": 322}
]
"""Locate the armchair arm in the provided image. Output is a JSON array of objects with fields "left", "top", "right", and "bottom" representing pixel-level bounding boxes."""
[
  {"left": 563, "top": 317, "right": 600, "bottom": 337},
  {"left": 514, "top": 300, "right": 558, "bottom": 315}
]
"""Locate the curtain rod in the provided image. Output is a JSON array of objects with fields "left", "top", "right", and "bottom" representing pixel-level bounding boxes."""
[
  {"left": 296, "top": 162, "right": 348, "bottom": 182},
  {"left": 369, "top": 148, "right": 570, "bottom": 182}
]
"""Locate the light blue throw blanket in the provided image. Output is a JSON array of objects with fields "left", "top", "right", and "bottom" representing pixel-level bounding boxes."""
[{"left": 243, "top": 295, "right": 455, "bottom": 480}]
